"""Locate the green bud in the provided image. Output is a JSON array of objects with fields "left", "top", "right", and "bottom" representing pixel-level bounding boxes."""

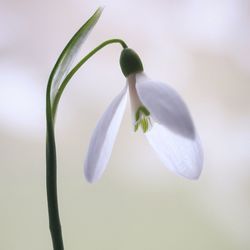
[{"left": 120, "top": 48, "right": 143, "bottom": 77}]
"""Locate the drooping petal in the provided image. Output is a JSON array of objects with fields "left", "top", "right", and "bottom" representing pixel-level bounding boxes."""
[
  {"left": 135, "top": 73, "right": 195, "bottom": 139},
  {"left": 84, "top": 86, "right": 128, "bottom": 183},
  {"left": 146, "top": 123, "right": 203, "bottom": 179}
]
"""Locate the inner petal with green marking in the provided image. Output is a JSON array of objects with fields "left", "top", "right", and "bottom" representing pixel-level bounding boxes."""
[
  {"left": 134, "top": 106, "right": 152, "bottom": 133},
  {"left": 126, "top": 74, "right": 153, "bottom": 133}
]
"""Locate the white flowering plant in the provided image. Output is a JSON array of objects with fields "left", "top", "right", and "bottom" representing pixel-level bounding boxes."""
[{"left": 46, "top": 7, "right": 203, "bottom": 250}]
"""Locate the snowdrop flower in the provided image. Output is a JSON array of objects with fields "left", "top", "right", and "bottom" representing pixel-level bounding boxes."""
[{"left": 84, "top": 48, "right": 203, "bottom": 183}]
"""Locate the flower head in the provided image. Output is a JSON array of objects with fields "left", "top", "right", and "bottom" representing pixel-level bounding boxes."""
[{"left": 84, "top": 48, "right": 203, "bottom": 183}]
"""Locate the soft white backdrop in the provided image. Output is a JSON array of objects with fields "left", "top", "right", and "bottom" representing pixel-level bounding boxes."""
[{"left": 1, "top": 0, "right": 250, "bottom": 249}]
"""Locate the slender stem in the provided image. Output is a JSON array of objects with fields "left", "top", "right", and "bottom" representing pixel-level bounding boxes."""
[
  {"left": 46, "top": 38, "right": 127, "bottom": 250},
  {"left": 46, "top": 83, "right": 64, "bottom": 249},
  {"left": 52, "top": 39, "right": 127, "bottom": 117}
]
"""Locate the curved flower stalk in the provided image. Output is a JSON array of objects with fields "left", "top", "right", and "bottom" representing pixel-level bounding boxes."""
[
  {"left": 84, "top": 48, "right": 203, "bottom": 182},
  {"left": 46, "top": 7, "right": 128, "bottom": 250}
]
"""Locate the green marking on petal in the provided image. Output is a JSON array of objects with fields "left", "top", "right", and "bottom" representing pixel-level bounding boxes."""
[
  {"left": 135, "top": 109, "right": 140, "bottom": 122},
  {"left": 134, "top": 106, "right": 152, "bottom": 133},
  {"left": 140, "top": 106, "right": 150, "bottom": 116}
]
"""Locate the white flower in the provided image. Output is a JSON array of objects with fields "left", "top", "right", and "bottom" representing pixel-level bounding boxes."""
[{"left": 84, "top": 49, "right": 203, "bottom": 183}]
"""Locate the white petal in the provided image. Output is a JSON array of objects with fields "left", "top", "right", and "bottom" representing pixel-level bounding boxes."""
[
  {"left": 146, "top": 123, "right": 203, "bottom": 179},
  {"left": 84, "top": 86, "right": 128, "bottom": 183},
  {"left": 127, "top": 74, "right": 144, "bottom": 124},
  {"left": 136, "top": 73, "right": 195, "bottom": 139}
]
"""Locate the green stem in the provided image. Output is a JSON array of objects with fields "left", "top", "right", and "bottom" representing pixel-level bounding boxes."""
[
  {"left": 46, "top": 83, "right": 64, "bottom": 249},
  {"left": 52, "top": 39, "right": 127, "bottom": 117},
  {"left": 46, "top": 38, "right": 127, "bottom": 250}
]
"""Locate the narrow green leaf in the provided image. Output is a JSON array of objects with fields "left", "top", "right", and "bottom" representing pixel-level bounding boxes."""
[{"left": 49, "top": 7, "right": 103, "bottom": 102}]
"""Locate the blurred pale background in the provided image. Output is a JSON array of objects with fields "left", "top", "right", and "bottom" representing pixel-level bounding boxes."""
[{"left": 1, "top": 0, "right": 250, "bottom": 249}]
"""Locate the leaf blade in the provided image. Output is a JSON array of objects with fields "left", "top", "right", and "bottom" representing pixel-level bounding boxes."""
[{"left": 49, "top": 7, "right": 103, "bottom": 102}]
